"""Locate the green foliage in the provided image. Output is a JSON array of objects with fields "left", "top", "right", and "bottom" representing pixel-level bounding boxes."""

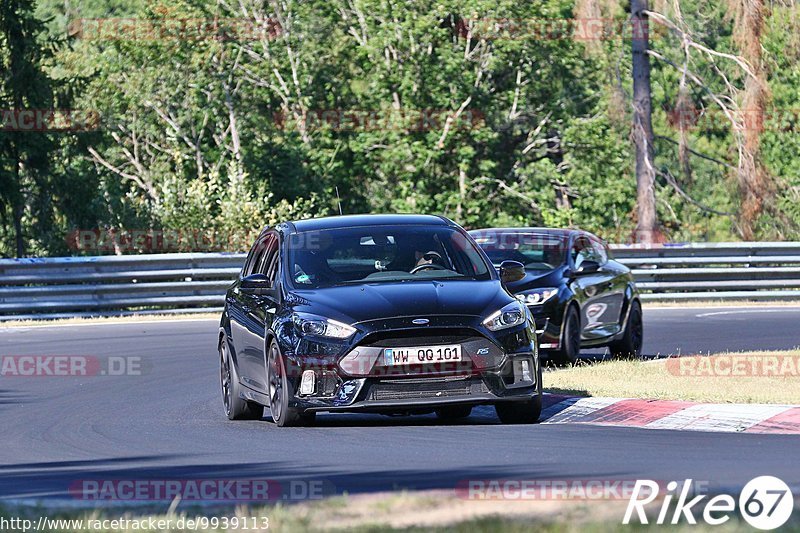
[
  {"left": 0, "top": 0, "right": 57, "bottom": 256},
  {"left": 2, "top": 0, "right": 799, "bottom": 256}
]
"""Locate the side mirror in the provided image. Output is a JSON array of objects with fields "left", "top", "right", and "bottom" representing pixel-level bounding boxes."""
[
  {"left": 240, "top": 273, "right": 271, "bottom": 295},
  {"left": 499, "top": 260, "right": 526, "bottom": 284},
  {"left": 575, "top": 260, "right": 601, "bottom": 275}
]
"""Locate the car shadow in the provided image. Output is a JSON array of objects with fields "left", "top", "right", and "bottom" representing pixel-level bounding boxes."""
[
  {"left": 0, "top": 389, "right": 30, "bottom": 408},
  {"left": 0, "top": 456, "right": 628, "bottom": 508},
  {"left": 542, "top": 351, "right": 671, "bottom": 370},
  {"left": 258, "top": 391, "right": 589, "bottom": 429},
  {"left": 267, "top": 405, "right": 502, "bottom": 428},
  {"left": 543, "top": 387, "right": 591, "bottom": 397}
]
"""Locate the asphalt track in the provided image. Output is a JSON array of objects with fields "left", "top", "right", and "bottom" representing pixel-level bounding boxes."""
[{"left": 1, "top": 306, "right": 799, "bottom": 505}]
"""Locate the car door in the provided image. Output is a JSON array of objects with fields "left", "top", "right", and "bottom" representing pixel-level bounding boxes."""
[
  {"left": 242, "top": 232, "right": 283, "bottom": 393},
  {"left": 228, "top": 236, "right": 266, "bottom": 383},
  {"left": 569, "top": 235, "right": 615, "bottom": 340},
  {"left": 231, "top": 232, "right": 278, "bottom": 392},
  {"left": 588, "top": 236, "right": 626, "bottom": 337}
]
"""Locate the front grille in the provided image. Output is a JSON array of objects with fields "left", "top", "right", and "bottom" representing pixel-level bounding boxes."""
[
  {"left": 359, "top": 328, "right": 480, "bottom": 348},
  {"left": 366, "top": 376, "right": 488, "bottom": 401}
]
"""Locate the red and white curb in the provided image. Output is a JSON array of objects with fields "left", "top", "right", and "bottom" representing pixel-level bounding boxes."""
[{"left": 540, "top": 394, "right": 800, "bottom": 434}]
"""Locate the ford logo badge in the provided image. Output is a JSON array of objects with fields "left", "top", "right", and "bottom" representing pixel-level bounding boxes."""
[{"left": 412, "top": 318, "right": 430, "bottom": 326}]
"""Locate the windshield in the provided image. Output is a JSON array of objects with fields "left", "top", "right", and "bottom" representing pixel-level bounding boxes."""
[
  {"left": 471, "top": 231, "right": 567, "bottom": 270},
  {"left": 287, "top": 226, "right": 491, "bottom": 289}
]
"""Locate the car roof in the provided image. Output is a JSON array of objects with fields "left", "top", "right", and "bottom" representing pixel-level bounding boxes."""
[{"left": 284, "top": 214, "right": 454, "bottom": 233}]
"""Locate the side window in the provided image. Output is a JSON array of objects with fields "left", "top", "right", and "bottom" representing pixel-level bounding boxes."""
[
  {"left": 242, "top": 234, "right": 275, "bottom": 278},
  {"left": 591, "top": 239, "right": 608, "bottom": 265},
  {"left": 254, "top": 235, "right": 278, "bottom": 275},
  {"left": 263, "top": 236, "right": 281, "bottom": 286},
  {"left": 571, "top": 237, "right": 594, "bottom": 269},
  {"left": 242, "top": 239, "right": 265, "bottom": 277}
]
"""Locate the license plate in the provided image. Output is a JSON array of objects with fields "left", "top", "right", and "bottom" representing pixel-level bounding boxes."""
[{"left": 383, "top": 345, "right": 462, "bottom": 366}]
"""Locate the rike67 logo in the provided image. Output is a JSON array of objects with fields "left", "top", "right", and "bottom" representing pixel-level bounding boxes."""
[{"left": 624, "top": 476, "right": 794, "bottom": 530}]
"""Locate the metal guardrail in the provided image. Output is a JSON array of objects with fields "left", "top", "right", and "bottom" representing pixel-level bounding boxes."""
[
  {"left": 0, "top": 253, "right": 245, "bottom": 321},
  {"left": 1, "top": 243, "right": 799, "bottom": 320},
  {"left": 611, "top": 242, "right": 800, "bottom": 301}
]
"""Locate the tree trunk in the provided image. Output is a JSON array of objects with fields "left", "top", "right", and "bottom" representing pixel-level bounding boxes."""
[
  {"left": 732, "top": 0, "right": 769, "bottom": 240},
  {"left": 11, "top": 147, "right": 25, "bottom": 258},
  {"left": 631, "top": 0, "right": 658, "bottom": 243},
  {"left": 456, "top": 168, "right": 466, "bottom": 222},
  {"left": 13, "top": 202, "right": 24, "bottom": 258}
]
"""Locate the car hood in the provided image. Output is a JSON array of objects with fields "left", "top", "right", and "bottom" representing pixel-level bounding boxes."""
[
  {"left": 289, "top": 280, "right": 511, "bottom": 325},
  {"left": 505, "top": 267, "right": 565, "bottom": 293}
]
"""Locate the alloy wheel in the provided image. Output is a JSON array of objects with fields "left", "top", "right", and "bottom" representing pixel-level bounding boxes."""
[
  {"left": 631, "top": 306, "right": 643, "bottom": 355},
  {"left": 220, "top": 343, "right": 232, "bottom": 417},
  {"left": 268, "top": 344, "right": 283, "bottom": 422}
]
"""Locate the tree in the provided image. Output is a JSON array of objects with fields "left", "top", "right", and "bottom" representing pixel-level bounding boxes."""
[
  {"left": 630, "top": 0, "right": 658, "bottom": 243},
  {"left": 730, "top": 0, "right": 771, "bottom": 239},
  {"left": 0, "top": 0, "right": 56, "bottom": 257}
]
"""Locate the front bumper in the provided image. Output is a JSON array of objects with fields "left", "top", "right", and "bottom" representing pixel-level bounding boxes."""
[
  {"left": 281, "top": 317, "right": 538, "bottom": 413},
  {"left": 294, "top": 354, "right": 538, "bottom": 413}
]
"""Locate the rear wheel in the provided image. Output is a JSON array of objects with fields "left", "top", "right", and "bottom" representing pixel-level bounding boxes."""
[
  {"left": 551, "top": 305, "right": 581, "bottom": 366},
  {"left": 495, "top": 364, "right": 543, "bottom": 424},
  {"left": 267, "top": 340, "right": 313, "bottom": 427},
  {"left": 436, "top": 405, "right": 473, "bottom": 420},
  {"left": 219, "top": 339, "right": 263, "bottom": 420},
  {"left": 610, "top": 300, "right": 644, "bottom": 359}
]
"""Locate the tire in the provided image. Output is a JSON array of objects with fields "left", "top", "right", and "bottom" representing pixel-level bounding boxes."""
[
  {"left": 220, "top": 339, "right": 263, "bottom": 420},
  {"left": 435, "top": 405, "right": 473, "bottom": 420},
  {"left": 551, "top": 305, "right": 581, "bottom": 366},
  {"left": 610, "top": 300, "right": 644, "bottom": 359},
  {"left": 495, "top": 364, "right": 543, "bottom": 424},
  {"left": 266, "top": 339, "right": 312, "bottom": 427}
]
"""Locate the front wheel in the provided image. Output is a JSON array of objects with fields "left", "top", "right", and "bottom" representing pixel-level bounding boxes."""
[
  {"left": 610, "top": 300, "right": 644, "bottom": 359},
  {"left": 551, "top": 305, "right": 581, "bottom": 366},
  {"left": 267, "top": 340, "right": 313, "bottom": 427}
]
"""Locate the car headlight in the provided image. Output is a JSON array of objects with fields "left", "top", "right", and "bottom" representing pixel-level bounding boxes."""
[
  {"left": 516, "top": 288, "right": 558, "bottom": 306},
  {"left": 292, "top": 313, "right": 356, "bottom": 339},
  {"left": 483, "top": 301, "right": 527, "bottom": 331}
]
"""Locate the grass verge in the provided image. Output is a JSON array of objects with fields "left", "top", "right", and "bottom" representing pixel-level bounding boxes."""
[
  {"left": 3, "top": 493, "right": 798, "bottom": 532},
  {"left": 545, "top": 351, "right": 800, "bottom": 404},
  {"left": 642, "top": 300, "right": 800, "bottom": 308}
]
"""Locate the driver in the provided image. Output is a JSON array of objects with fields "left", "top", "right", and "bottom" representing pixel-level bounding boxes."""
[{"left": 414, "top": 250, "right": 444, "bottom": 269}]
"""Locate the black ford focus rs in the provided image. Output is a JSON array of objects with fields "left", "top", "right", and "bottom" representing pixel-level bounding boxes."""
[
  {"left": 469, "top": 228, "right": 643, "bottom": 365},
  {"left": 219, "top": 214, "right": 542, "bottom": 426}
]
